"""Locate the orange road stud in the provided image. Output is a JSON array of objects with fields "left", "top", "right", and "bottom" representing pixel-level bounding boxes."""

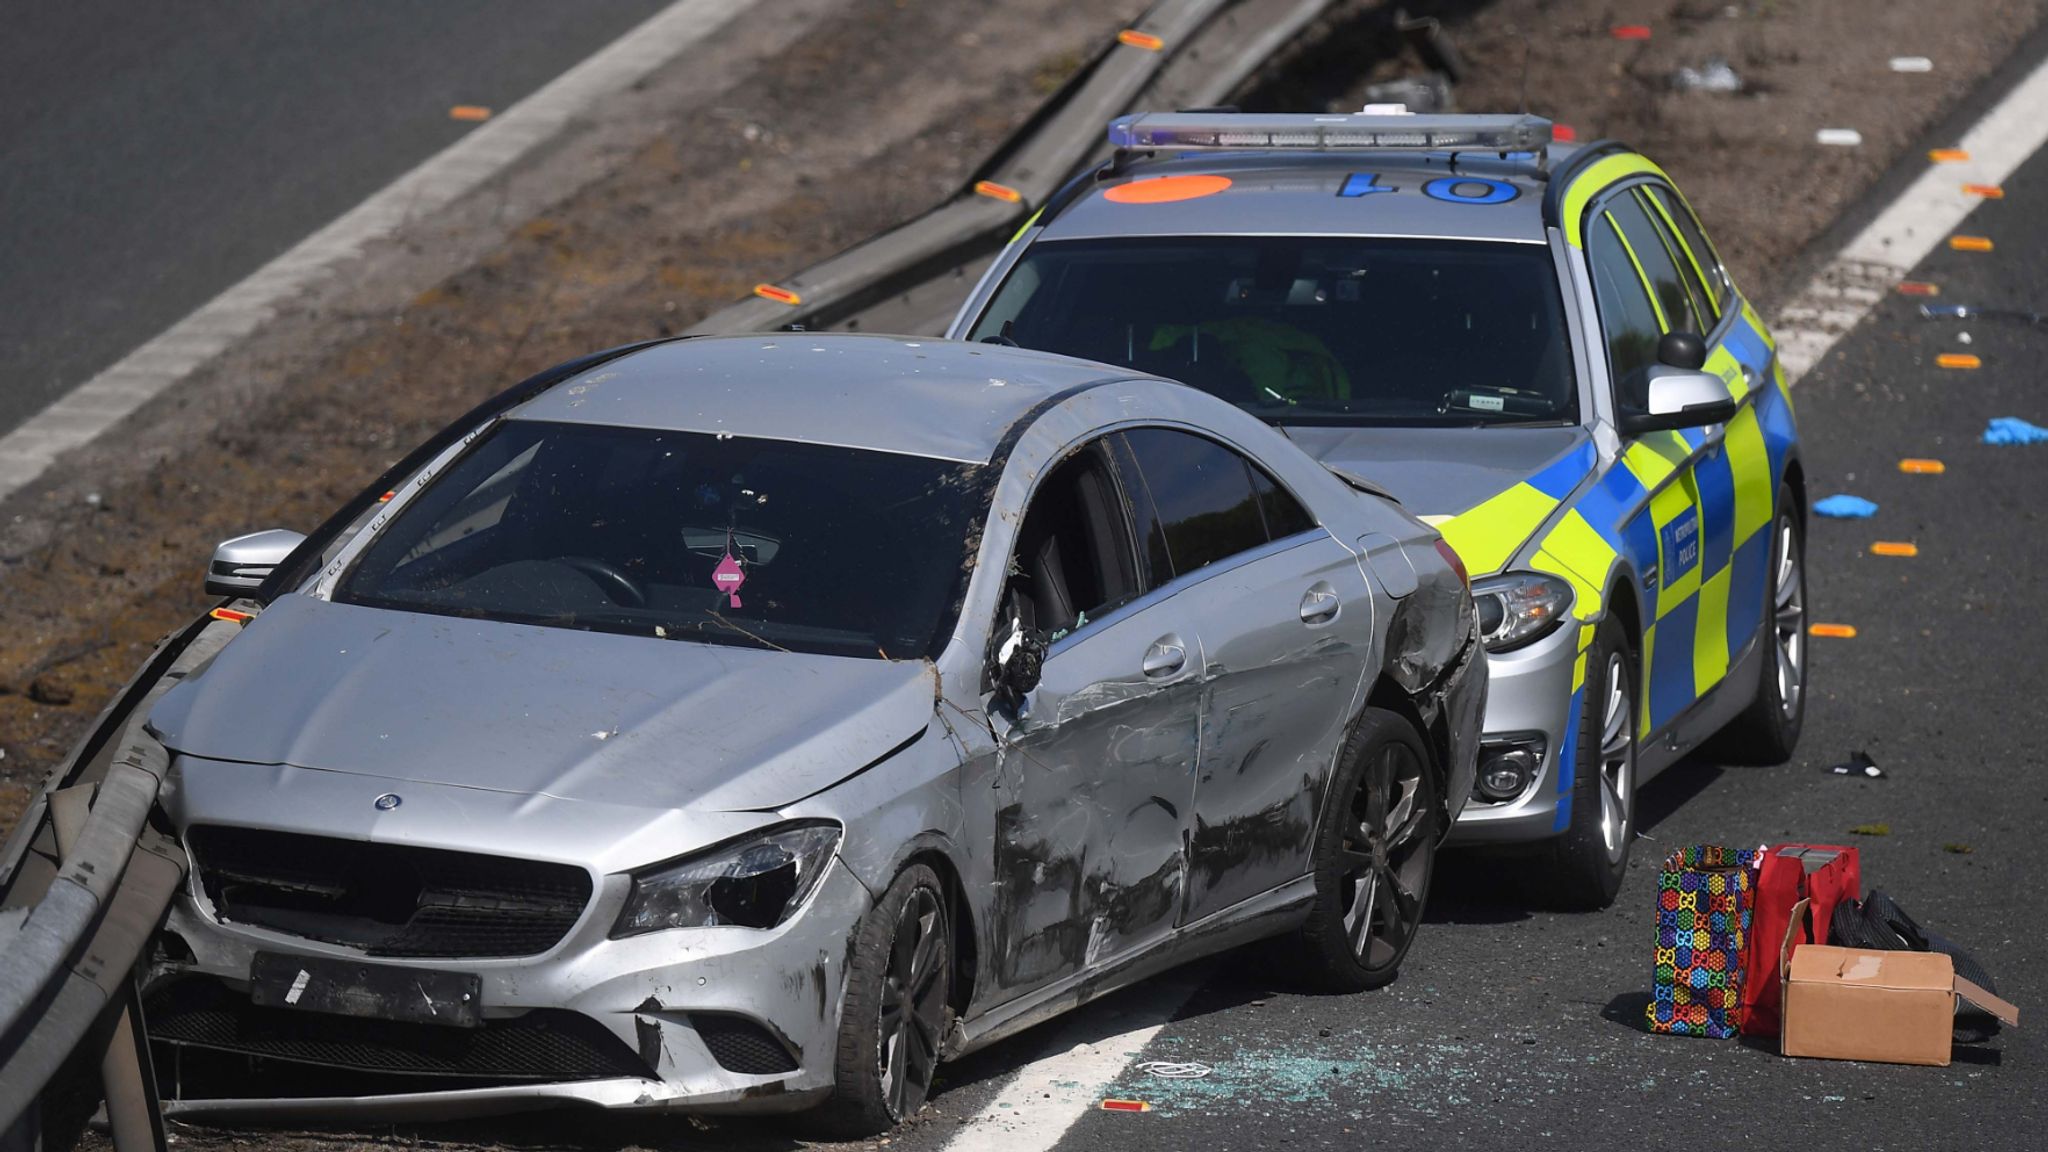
[
  {"left": 1896, "top": 281, "right": 1940, "bottom": 296},
  {"left": 1949, "top": 235, "right": 1994, "bottom": 251},
  {"left": 1117, "top": 29, "right": 1164, "bottom": 50},
  {"left": 1937, "top": 353, "right": 1981, "bottom": 369},
  {"left": 1871, "top": 541, "right": 1919, "bottom": 557},
  {"left": 1929, "top": 148, "right": 1970, "bottom": 163},
  {"left": 1962, "top": 183, "right": 2004, "bottom": 198},
  {"left": 1809, "top": 623, "right": 1858, "bottom": 638},
  {"left": 1899, "top": 458, "right": 1946, "bottom": 474},
  {"left": 449, "top": 105, "right": 492, "bottom": 122}
]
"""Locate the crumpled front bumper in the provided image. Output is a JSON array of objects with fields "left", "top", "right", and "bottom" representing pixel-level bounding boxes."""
[
  {"left": 1445, "top": 617, "right": 1583, "bottom": 845},
  {"left": 150, "top": 857, "right": 875, "bottom": 1120}
]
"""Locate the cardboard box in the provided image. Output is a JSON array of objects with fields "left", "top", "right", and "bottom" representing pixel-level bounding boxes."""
[{"left": 1779, "top": 899, "right": 2020, "bottom": 1066}]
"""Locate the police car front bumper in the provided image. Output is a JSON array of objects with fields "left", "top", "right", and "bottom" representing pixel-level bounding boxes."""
[{"left": 1445, "top": 615, "right": 1582, "bottom": 845}]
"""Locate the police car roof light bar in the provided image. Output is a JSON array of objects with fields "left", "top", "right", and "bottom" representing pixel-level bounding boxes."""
[{"left": 1108, "top": 112, "right": 1554, "bottom": 154}]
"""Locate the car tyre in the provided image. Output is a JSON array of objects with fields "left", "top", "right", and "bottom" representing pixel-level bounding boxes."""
[
  {"left": 1547, "top": 614, "right": 1637, "bottom": 910},
  {"left": 1294, "top": 707, "right": 1440, "bottom": 992},
  {"left": 813, "top": 863, "right": 952, "bottom": 1137},
  {"left": 1711, "top": 488, "right": 1807, "bottom": 764}
]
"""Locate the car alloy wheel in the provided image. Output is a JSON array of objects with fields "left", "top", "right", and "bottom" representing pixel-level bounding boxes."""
[
  {"left": 877, "top": 886, "right": 948, "bottom": 1121},
  {"left": 1597, "top": 650, "right": 1635, "bottom": 863},
  {"left": 1339, "top": 740, "right": 1432, "bottom": 972},
  {"left": 1772, "top": 517, "right": 1806, "bottom": 721}
]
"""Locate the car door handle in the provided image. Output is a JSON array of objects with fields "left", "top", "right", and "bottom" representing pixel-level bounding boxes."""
[
  {"left": 1299, "top": 583, "right": 1341, "bottom": 625},
  {"left": 1142, "top": 636, "right": 1187, "bottom": 678}
]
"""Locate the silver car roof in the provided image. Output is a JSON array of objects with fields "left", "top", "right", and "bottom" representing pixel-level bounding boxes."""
[
  {"left": 511, "top": 333, "right": 1133, "bottom": 464},
  {"left": 1040, "top": 151, "right": 1553, "bottom": 244}
]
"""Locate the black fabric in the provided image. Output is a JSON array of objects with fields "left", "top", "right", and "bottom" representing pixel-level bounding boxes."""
[{"left": 1830, "top": 889, "right": 2002, "bottom": 1043}]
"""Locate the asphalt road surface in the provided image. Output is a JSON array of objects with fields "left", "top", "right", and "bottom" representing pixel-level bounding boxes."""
[{"left": 0, "top": 0, "right": 673, "bottom": 440}]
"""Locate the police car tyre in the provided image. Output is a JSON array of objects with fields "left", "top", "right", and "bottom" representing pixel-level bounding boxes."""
[
  {"left": 1549, "top": 614, "right": 1635, "bottom": 911},
  {"left": 814, "top": 863, "right": 952, "bottom": 1137},
  {"left": 1712, "top": 488, "right": 1806, "bottom": 764},
  {"left": 1294, "top": 707, "right": 1439, "bottom": 993}
]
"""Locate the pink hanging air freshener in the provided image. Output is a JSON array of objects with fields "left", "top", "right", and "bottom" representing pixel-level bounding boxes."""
[{"left": 712, "top": 553, "right": 746, "bottom": 608}]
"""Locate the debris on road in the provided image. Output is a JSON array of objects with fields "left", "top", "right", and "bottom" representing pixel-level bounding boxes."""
[
  {"left": 1671, "top": 59, "right": 1742, "bottom": 93},
  {"left": 1101, "top": 1099, "right": 1153, "bottom": 1112},
  {"left": 1943, "top": 843, "right": 1974, "bottom": 855},
  {"left": 1890, "top": 56, "right": 1935, "bottom": 72},
  {"left": 1919, "top": 301, "right": 2046, "bottom": 327},
  {"left": 1826, "top": 751, "right": 1886, "bottom": 779},
  {"left": 1848, "top": 822, "right": 1891, "bottom": 836},
  {"left": 1646, "top": 845, "right": 1758, "bottom": 1039},
  {"left": 1897, "top": 280, "right": 1941, "bottom": 296},
  {"left": 1813, "top": 494, "right": 1878, "bottom": 518},
  {"left": 1983, "top": 416, "right": 2048, "bottom": 444},
  {"left": 1610, "top": 24, "right": 1652, "bottom": 41},
  {"left": 1136, "top": 1061, "right": 1213, "bottom": 1079},
  {"left": 1817, "top": 128, "right": 1864, "bottom": 147}
]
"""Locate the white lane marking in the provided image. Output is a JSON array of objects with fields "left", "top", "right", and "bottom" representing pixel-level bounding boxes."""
[
  {"left": 0, "top": 0, "right": 754, "bottom": 502},
  {"left": 1774, "top": 52, "right": 2048, "bottom": 383},
  {"left": 943, "top": 974, "right": 1199, "bottom": 1152}
]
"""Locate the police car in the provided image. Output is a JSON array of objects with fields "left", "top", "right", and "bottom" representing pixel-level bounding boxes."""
[{"left": 948, "top": 112, "right": 1805, "bottom": 908}]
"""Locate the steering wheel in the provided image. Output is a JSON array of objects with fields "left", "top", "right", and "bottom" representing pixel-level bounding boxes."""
[{"left": 554, "top": 556, "right": 648, "bottom": 608}]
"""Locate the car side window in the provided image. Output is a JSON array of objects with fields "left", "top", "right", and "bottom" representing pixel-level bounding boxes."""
[
  {"left": 1604, "top": 189, "right": 1703, "bottom": 339},
  {"left": 1585, "top": 211, "right": 1666, "bottom": 411},
  {"left": 1633, "top": 189, "right": 1716, "bottom": 332},
  {"left": 1645, "top": 184, "right": 1732, "bottom": 318},
  {"left": 1005, "top": 440, "right": 1139, "bottom": 639},
  {"left": 1117, "top": 428, "right": 1281, "bottom": 586}
]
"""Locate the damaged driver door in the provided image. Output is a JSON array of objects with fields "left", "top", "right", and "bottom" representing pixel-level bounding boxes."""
[{"left": 985, "top": 438, "right": 1200, "bottom": 1001}]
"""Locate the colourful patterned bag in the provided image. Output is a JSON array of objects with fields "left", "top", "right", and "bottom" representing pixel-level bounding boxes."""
[{"left": 1646, "top": 844, "right": 1760, "bottom": 1038}]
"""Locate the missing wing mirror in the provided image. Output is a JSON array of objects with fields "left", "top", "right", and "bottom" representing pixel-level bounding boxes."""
[
  {"left": 986, "top": 609, "right": 1048, "bottom": 718},
  {"left": 206, "top": 528, "right": 307, "bottom": 598}
]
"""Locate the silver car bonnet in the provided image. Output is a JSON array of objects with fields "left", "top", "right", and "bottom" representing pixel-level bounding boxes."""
[
  {"left": 1280, "top": 424, "right": 1593, "bottom": 518},
  {"left": 147, "top": 593, "right": 938, "bottom": 815}
]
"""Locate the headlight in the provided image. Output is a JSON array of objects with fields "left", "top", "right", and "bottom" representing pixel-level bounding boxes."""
[
  {"left": 1472, "top": 572, "right": 1574, "bottom": 652},
  {"left": 612, "top": 823, "right": 841, "bottom": 937}
]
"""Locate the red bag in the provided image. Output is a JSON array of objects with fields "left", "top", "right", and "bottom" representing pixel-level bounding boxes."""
[{"left": 1740, "top": 843, "right": 1861, "bottom": 1036}]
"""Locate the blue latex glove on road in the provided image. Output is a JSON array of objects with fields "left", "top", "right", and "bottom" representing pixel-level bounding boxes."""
[
  {"left": 1983, "top": 416, "right": 2048, "bottom": 444},
  {"left": 1813, "top": 494, "right": 1879, "bottom": 518}
]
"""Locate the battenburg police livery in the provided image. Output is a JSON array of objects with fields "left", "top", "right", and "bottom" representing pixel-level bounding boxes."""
[{"left": 950, "top": 111, "right": 1805, "bottom": 908}]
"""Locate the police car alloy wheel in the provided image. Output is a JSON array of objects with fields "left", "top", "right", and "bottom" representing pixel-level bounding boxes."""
[
  {"left": 1712, "top": 486, "right": 1808, "bottom": 763},
  {"left": 1550, "top": 615, "right": 1635, "bottom": 910}
]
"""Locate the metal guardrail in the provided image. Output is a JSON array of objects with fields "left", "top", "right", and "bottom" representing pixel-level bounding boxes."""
[
  {"left": 0, "top": 0, "right": 1350, "bottom": 1144},
  {"left": 688, "top": 0, "right": 1343, "bottom": 337}
]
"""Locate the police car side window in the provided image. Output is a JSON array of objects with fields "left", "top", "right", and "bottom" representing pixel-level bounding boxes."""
[
  {"left": 1586, "top": 213, "right": 1664, "bottom": 410},
  {"left": 1646, "top": 185, "right": 1732, "bottom": 318},
  {"left": 1605, "top": 190, "right": 1704, "bottom": 338}
]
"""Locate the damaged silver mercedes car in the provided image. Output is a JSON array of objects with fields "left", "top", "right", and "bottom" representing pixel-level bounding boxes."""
[{"left": 140, "top": 334, "right": 1483, "bottom": 1132}]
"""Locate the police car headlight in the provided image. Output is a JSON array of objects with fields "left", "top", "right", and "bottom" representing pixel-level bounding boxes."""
[
  {"left": 1472, "top": 572, "right": 1574, "bottom": 652},
  {"left": 613, "top": 823, "right": 840, "bottom": 936}
]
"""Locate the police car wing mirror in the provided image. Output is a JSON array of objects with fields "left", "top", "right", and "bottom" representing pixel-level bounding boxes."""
[
  {"left": 206, "top": 528, "right": 307, "bottom": 598},
  {"left": 1658, "top": 331, "right": 1708, "bottom": 371},
  {"left": 1622, "top": 366, "right": 1737, "bottom": 435}
]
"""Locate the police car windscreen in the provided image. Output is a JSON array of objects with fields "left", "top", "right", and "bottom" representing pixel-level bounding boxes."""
[
  {"left": 970, "top": 237, "right": 1576, "bottom": 426},
  {"left": 335, "top": 421, "right": 984, "bottom": 660}
]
